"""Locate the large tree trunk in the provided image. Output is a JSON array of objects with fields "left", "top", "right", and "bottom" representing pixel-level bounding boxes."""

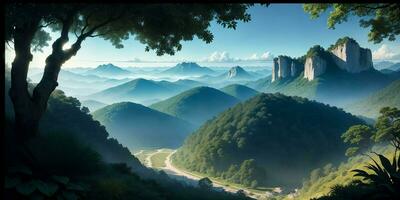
[
  {"left": 9, "top": 9, "right": 105, "bottom": 143},
  {"left": 10, "top": 13, "right": 76, "bottom": 142},
  {"left": 9, "top": 20, "right": 41, "bottom": 143}
]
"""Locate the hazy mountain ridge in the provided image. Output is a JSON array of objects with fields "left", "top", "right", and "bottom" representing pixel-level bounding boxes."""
[
  {"left": 85, "top": 63, "right": 132, "bottom": 77},
  {"left": 344, "top": 79, "right": 400, "bottom": 118},
  {"left": 220, "top": 84, "right": 259, "bottom": 101},
  {"left": 87, "top": 78, "right": 192, "bottom": 105},
  {"left": 150, "top": 86, "right": 240, "bottom": 126},
  {"left": 81, "top": 100, "right": 108, "bottom": 112},
  {"left": 92, "top": 102, "right": 195, "bottom": 152},
  {"left": 161, "top": 62, "right": 215, "bottom": 76}
]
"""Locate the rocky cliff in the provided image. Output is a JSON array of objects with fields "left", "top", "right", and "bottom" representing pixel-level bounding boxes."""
[
  {"left": 304, "top": 55, "right": 327, "bottom": 81},
  {"left": 271, "top": 56, "right": 293, "bottom": 82},
  {"left": 226, "top": 66, "right": 253, "bottom": 79},
  {"left": 270, "top": 37, "right": 374, "bottom": 83},
  {"left": 291, "top": 61, "right": 304, "bottom": 77},
  {"left": 329, "top": 38, "right": 373, "bottom": 73}
]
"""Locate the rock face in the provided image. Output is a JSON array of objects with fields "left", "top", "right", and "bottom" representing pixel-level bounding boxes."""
[
  {"left": 226, "top": 66, "right": 252, "bottom": 79},
  {"left": 304, "top": 55, "right": 327, "bottom": 81},
  {"left": 270, "top": 37, "right": 374, "bottom": 83},
  {"left": 291, "top": 61, "right": 303, "bottom": 77},
  {"left": 330, "top": 39, "right": 373, "bottom": 73},
  {"left": 271, "top": 56, "right": 292, "bottom": 82},
  {"left": 272, "top": 58, "right": 279, "bottom": 82}
]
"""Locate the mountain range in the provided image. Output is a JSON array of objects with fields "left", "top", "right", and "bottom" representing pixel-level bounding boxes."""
[
  {"left": 161, "top": 62, "right": 215, "bottom": 76},
  {"left": 81, "top": 100, "right": 108, "bottom": 112},
  {"left": 85, "top": 63, "right": 132, "bottom": 77},
  {"left": 86, "top": 78, "right": 191, "bottom": 105}
]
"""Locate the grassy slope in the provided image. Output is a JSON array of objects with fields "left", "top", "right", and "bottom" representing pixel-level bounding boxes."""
[
  {"left": 292, "top": 145, "right": 395, "bottom": 200},
  {"left": 344, "top": 80, "right": 400, "bottom": 118}
]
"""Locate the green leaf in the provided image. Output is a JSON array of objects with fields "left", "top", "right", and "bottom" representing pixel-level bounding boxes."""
[
  {"left": 30, "top": 193, "right": 45, "bottom": 200},
  {"left": 52, "top": 176, "right": 69, "bottom": 185},
  {"left": 34, "top": 180, "right": 59, "bottom": 197},
  {"left": 16, "top": 181, "right": 37, "bottom": 196},
  {"left": 5, "top": 176, "right": 21, "bottom": 189},
  {"left": 62, "top": 191, "right": 78, "bottom": 200},
  {"left": 378, "top": 154, "right": 395, "bottom": 175},
  {"left": 9, "top": 165, "right": 32, "bottom": 175},
  {"left": 66, "top": 183, "right": 85, "bottom": 191}
]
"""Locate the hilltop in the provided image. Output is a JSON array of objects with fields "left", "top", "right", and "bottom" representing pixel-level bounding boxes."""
[
  {"left": 220, "top": 84, "right": 259, "bottom": 101},
  {"left": 150, "top": 86, "right": 240, "bottom": 125},
  {"left": 92, "top": 102, "right": 195, "bottom": 152},
  {"left": 173, "top": 93, "right": 363, "bottom": 188}
]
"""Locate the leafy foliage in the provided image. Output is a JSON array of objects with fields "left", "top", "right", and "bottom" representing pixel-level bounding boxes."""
[
  {"left": 5, "top": 167, "right": 87, "bottom": 200},
  {"left": 300, "top": 107, "right": 400, "bottom": 200},
  {"left": 303, "top": 4, "right": 400, "bottom": 43},
  {"left": 6, "top": 4, "right": 254, "bottom": 55},
  {"left": 341, "top": 125, "right": 374, "bottom": 156},
  {"left": 173, "top": 93, "right": 363, "bottom": 188},
  {"left": 296, "top": 145, "right": 395, "bottom": 200},
  {"left": 342, "top": 107, "right": 400, "bottom": 156},
  {"left": 327, "top": 36, "right": 357, "bottom": 51}
]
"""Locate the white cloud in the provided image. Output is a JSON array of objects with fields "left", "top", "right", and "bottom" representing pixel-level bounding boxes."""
[
  {"left": 372, "top": 44, "right": 400, "bottom": 60},
  {"left": 248, "top": 53, "right": 258, "bottom": 60},
  {"left": 202, "top": 51, "right": 274, "bottom": 63},
  {"left": 260, "top": 52, "right": 274, "bottom": 60},
  {"left": 206, "top": 51, "right": 238, "bottom": 62}
]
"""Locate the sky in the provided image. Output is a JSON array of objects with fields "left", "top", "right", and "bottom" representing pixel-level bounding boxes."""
[{"left": 5, "top": 4, "right": 400, "bottom": 68}]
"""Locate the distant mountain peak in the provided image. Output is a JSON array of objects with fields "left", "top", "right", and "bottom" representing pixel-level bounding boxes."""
[
  {"left": 86, "top": 63, "right": 131, "bottom": 76},
  {"left": 226, "top": 66, "right": 252, "bottom": 79},
  {"left": 162, "top": 62, "right": 214, "bottom": 76}
]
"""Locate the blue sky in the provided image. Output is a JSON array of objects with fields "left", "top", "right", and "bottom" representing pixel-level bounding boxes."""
[{"left": 5, "top": 4, "right": 400, "bottom": 68}]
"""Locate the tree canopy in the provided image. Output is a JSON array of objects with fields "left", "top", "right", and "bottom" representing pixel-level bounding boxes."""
[
  {"left": 342, "top": 107, "right": 400, "bottom": 156},
  {"left": 5, "top": 3, "right": 255, "bottom": 141},
  {"left": 6, "top": 3, "right": 254, "bottom": 55},
  {"left": 303, "top": 4, "right": 400, "bottom": 43}
]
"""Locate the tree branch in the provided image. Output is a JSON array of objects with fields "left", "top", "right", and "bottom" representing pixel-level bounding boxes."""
[
  {"left": 51, "top": 9, "right": 77, "bottom": 53},
  {"left": 64, "top": 13, "right": 126, "bottom": 58}
]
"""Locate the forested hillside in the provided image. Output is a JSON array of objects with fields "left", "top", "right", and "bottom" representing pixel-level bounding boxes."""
[{"left": 173, "top": 93, "right": 364, "bottom": 188}]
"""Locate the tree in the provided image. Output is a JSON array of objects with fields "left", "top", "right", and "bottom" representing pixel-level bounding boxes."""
[
  {"left": 341, "top": 125, "right": 374, "bottom": 156},
  {"left": 198, "top": 177, "right": 213, "bottom": 190},
  {"left": 5, "top": 3, "right": 255, "bottom": 142},
  {"left": 303, "top": 4, "right": 400, "bottom": 43},
  {"left": 317, "top": 107, "right": 400, "bottom": 200},
  {"left": 342, "top": 107, "right": 400, "bottom": 156}
]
